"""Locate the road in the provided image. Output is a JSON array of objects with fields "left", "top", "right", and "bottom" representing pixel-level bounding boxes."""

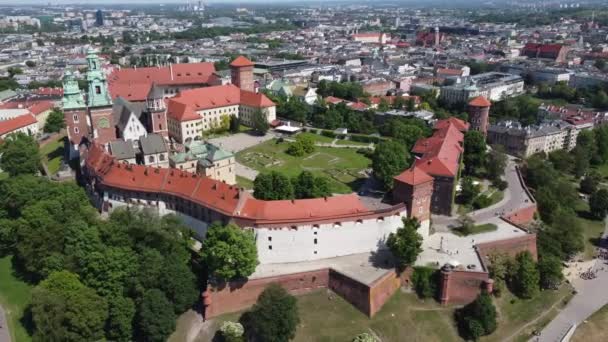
[
  {"left": 534, "top": 218, "right": 608, "bottom": 342},
  {"left": 432, "top": 157, "right": 533, "bottom": 228},
  {"left": 0, "top": 304, "right": 10, "bottom": 342}
]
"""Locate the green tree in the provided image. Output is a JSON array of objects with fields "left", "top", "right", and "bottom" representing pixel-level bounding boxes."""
[
  {"left": 372, "top": 140, "right": 409, "bottom": 189},
  {"left": 580, "top": 170, "right": 602, "bottom": 194},
  {"left": 253, "top": 171, "right": 295, "bottom": 200},
  {"left": 220, "top": 321, "right": 244, "bottom": 342},
  {"left": 229, "top": 115, "right": 241, "bottom": 133},
  {"left": 411, "top": 266, "right": 437, "bottom": 298},
  {"left": 548, "top": 149, "right": 574, "bottom": 173},
  {"left": 201, "top": 222, "right": 258, "bottom": 281},
  {"left": 378, "top": 98, "right": 390, "bottom": 111},
  {"left": 538, "top": 255, "right": 563, "bottom": 290},
  {"left": 590, "top": 188, "right": 608, "bottom": 219},
  {"left": 485, "top": 147, "right": 507, "bottom": 181},
  {"left": 292, "top": 171, "right": 331, "bottom": 199},
  {"left": 247, "top": 284, "right": 300, "bottom": 342},
  {"left": 0, "top": 132, "right": 41, "bottom": 176},
  {"left": 456, "top": 291, "right": 497, "bottom": 340},
  {"left": 31, "top": 271, "right": 109, "bottom": 342},
  {"left": 459, "top": 177, "right": 480, "bottom": 205},
  {"left": 464, "top": 130, "right": 487, "bottom": 175},
  {"left": 513, "top": 251, "right": 540, "bottom": 299},
  {"left": 25, "top": 60, "right": 36, "bottom": 67},
  {"left": 487, "top": 252, "right": 515, "bottom": 297},
  {"left": 8, "top": 67, "right": 23, "bottom": 77},
  {"left": 80, "top": 246, "right": 138, "bottom": 297},
  {"left": 286, "top": 134, "right": 315, "bottom": 157},
  {"left": 386, "top": 218, "right": 423, "bottom": 269},
  {"left": 137, "top": 289, "right": 176, "bottom": 342},
  {"left": 252, "top": 109, "right": 270, "bottom": 135},
  {"left": 106, "top": 295, "right": 136, "bottom": 342},
  {"left": 595, "top": 59, "right": 607, "bottom": 71}
]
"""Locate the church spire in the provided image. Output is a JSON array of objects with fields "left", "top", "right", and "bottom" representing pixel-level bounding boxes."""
[{"left": 86, "top": 48, "right": 112, "bottom": 108}]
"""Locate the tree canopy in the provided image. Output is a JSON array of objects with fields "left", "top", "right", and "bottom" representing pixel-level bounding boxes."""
[
  {"left": 386, "top": 217, "right": 423, "bottom": 269},
  {"left": 463, "top": 130, "right": 487, "bottom": 176},
  {"left": 201, "top": 222, "right": 259, "bottom": 282},
  {"left": 372, "top": 140, "right": 409, "bottom": 190},
  {"left": 245, "top": 284, "right": 300, "bottom": 342},
  {"left": 456, "top": 292, "right": 497, "bottom": 341},
  {"left": 0, "top": 132, "right": 41, "bottom": 176}
]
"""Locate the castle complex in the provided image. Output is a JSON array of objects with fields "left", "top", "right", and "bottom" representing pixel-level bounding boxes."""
[{"left": 64, "top": 52, "right": 537, "bottom": 320}]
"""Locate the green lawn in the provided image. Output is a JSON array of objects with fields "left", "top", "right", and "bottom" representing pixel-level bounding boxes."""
[
  {"left": 482, "top": 284, "right": 573, "bottom": 342},
  {"left": 572, "top": 304, "right": 608, "bottom": 342},
  {"left": 335, "top": 139, "right": 372, "bottom": 146},
  {"left": 573, "top": 199, "right": 605, "bottom": 260},
  {"left": 203, "top": 285, "right": 572, "bottom": 342},
  {"left": 40, "top": 136, "right": 65, "bottom": 175},
  {"left": 210, "top": 289, "right": 460, "bottom": 342},
  {"left": 453, "top": 223, "right": 498, "bottom": 236},
  {"left": 296, "top": 132, "right": 335, "bottom": 144},
  {"left": 236, "top": 176, "right": 254, "bottom": 190},
  {"left": 0, "top": 256, "right": 33, "bottom": 342},
  {"left": 236, "top": 139, "right": 371, "bottom": 193}
]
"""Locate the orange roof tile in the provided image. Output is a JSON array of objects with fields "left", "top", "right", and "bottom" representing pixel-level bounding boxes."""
[
  {"left": 468, "top": 96, "right": 491, "bottom": 107},
  {"left": 166, "top": 85, "right": 275, "bottom": 122},
  {"left": 394, "top": 167, "right": 434, "bottom": 186},
  {"left": 230, "top": 56, "right": 254, "bottom": 67},
  {"left": 0, "top": 114, "right": 37, "bottom": 136}
]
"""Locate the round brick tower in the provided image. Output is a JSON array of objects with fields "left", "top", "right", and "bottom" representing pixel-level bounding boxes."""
[{"left": 467, "top": 96, "right": 491, "bottom": 137}]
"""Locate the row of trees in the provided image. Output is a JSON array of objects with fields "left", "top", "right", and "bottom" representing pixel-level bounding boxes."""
[
  {"left": 316, "top": 80, "right": 366, "bottom": 101},
  {"left": 0, "top": 174, "right": 199, "bottom": 341},
  {"left": 253, "top": 170, "right": 332, "bottom": 201}
]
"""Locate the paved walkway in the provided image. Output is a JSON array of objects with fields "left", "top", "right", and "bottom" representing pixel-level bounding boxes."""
[
  {"left": 0, "top": 304, "right": 10, "bottom": 342},
  {"left": 235, "top": 162, "right": 258, "bottom": 181},
  {"left": 433, "top": 156, "right": 533, "bottom": 228},
  {"left": 534, "top": 219, "right": 608, "bottom": 342}
]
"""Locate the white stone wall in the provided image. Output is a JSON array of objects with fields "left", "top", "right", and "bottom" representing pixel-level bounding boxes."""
[{"left": 253, "top": 212, "right": 407, "bottom": 264}]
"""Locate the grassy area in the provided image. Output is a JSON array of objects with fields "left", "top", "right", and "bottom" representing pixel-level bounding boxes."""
[
  {"left": 203, "top": 285, "right": 572, "bottom": 342},
  {"left": 571, "top": 304, "right": 608, "bottom": 342},
  {"left": 210, "top": 289, "right": 460, "bottom": 342},
  {"left": 40, "top": 136, "right": 65, "bottom": 175},
  {"left": 0, "top": 256, "right": 33, "bottom": 342},
  {"left": 530, "top": 96, "right": 569, "bottom": 107},
  {"left": 483, "top": 284, "right": 573, "bottom": 342},
  {"left": 236, "top": 138, "right": 371, "bottom": 193},
  {"left": 296, "top": 132, "right": 335, "bottom": 144},
  {"left": 236, "top": 175, "right": 254, "bottom": 190},
  {"left": 335, "top": 139, "right": 372, "bottom": 146},
  {"left": 453, "top": 223, "right": 498, "bottom": 236},
  {"left": 573, "top": 199, "right": 605, "bottom": 260}
]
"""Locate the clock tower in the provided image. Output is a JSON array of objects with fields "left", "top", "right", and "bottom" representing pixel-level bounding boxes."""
[{"left": 86, "top": 48, "right": 116, "bottom": 145}]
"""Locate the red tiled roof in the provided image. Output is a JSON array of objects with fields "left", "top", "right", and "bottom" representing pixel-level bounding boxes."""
[
  {"left": 468, "top": 96, "right": 491, "bottom": 107},
  {"left": 35, "top": 87, "right": 63, "bottom": 96},
  {"left": 394, "top": 166, "right": 434, "bottom": 186},
  {"left": 348, "top": 101, "right": 369, "bottom": 110},
  {"left": 411, "top": 118, "right": 467, "bottom": 178},
  {"left": 166, "top": 84, "right": 275, "bottom": 122},
  {"left": 230, "top": 56, "right": 254, "bottom": 67},
  {"left": 107, "top": 62, "right": 217, "bottom": 101},
  {"left": 437, "top": 68, "right": 464, "bottom": 76},
  {"left": 86, "top": 148, "right": 387, "bottom": 222},
  {"left": 433, "top": 117, "right": 470, "bottom": 132},
  {"left": 522, "top": 43, "right": 564, "bottom": 54},
  {"left": 238, "top": 194, "right": 369, "bottom": 222},
  {"left": 324, "top": 96, "right": 345, "bottom": 105},
  {"left": 0, "top": 100, "right": 55, "bottom": 116},
  {"left": 0, "top": 114, "right": 37, "bottom": 136}
]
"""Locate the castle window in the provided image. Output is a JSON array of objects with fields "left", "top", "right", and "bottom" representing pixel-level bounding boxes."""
[
  {"left": 314, "top": 238, "right": 317, "bottom": 244},
  {"left": 74, "top": 127, "right": 79, "bottom": 134},
  {"left": 73, "top": 114, "right": 79, "bottom": 123},
  {"left": 95, "top": 85, "right": 101, "bottom": 94},
  {"left": 160, "top": 154, "right": 165, "bottom": 161},
  {"left": 268, "top": 245, "right": 272, "bottom": 250},
  {"left": 268, "top": 236, "right": 272, "bottom": 242}
]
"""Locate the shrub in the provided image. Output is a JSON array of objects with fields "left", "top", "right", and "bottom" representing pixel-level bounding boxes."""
[{"left": 411, "top": 266, "right": 438, "bottom": 299}]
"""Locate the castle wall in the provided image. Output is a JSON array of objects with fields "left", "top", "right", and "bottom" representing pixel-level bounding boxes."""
[{"left": 254, "top": 213, "right": 405, "bottom": 264}]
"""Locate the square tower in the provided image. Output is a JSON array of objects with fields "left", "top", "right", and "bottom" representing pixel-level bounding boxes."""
[
  {"left": 393, "top": 167, "right": 434, "bottom": 222},
  {"left": 230, "top": 56, "right": 255, "bottom": 92}
]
